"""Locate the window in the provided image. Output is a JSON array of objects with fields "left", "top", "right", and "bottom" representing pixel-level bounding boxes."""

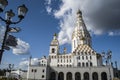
[
  {"left": 82, "top": 63, "right": 85, "bottom": 67},
  {"left": 90, "top": 56, "right": 92, "bottom": 60},
  {"left": 78, "top": 62, "right": 81, "bottom": 67},
  {"left": 42, "top": 69, "right": 45, "bottom": 72},
  {"left": 86, "top": 56, "right": 88, "bottom": 60},
  {"left": 52, "top": 48, "right": 55, "bottom": 53},
  {"left": 42, "top": 75, "right": 44, "bottom": 78},
  {"left": 34, "top": 69, "right": 37, "bottom": 72},
  {"left": 86, "top": 62, "right": 88, "bottom": 67},
  {"left": 31, "top": 69, "right": 33, "bottom": 72},
  {"left": 90, "top": 62, "right": 92, "bottom": 66},
  {"left": 82, "top": 56, "right": 84, "bottom": 60}
]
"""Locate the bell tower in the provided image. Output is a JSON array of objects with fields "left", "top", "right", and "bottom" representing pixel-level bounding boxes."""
[
  {"left": 72, "top": 10, "right": 92, "bottom": 52},
  {"left": 49, "top": 33, "right": 59, "bottom": 55}
]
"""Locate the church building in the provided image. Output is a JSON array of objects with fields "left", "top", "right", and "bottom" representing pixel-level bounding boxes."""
[{"left": 27, "top": 10, "right": 117, "bottom": 80}]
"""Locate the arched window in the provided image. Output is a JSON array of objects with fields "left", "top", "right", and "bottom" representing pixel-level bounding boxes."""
[
  {"left": 90, "top": 62, "right": 92, "bottom": 67},
  {"left": 66, "top": 72, "right": 72, "bottom": 80},
  {"left": 101, "top": 72, "right": 107, "bottom": 80},
  {"left": 82, "top": 56, "right": 84, "bottom": 60},
  {"left": 58, "top": 72, "right": 64, "bottom": 80},
  {"left": 75, "top": 72, "right": 81, "bottom": 80},
  {"left": 92, "top": 72, "right": 98, "bottom": 80},
  {"left": 78, "top": 56, "right": 80, "bottom": 60},
  {"left": 82, "top": 63, "right": 85, "bottom": 67},
  {"left": 86, "top": 56, "right": 88, "bottom": 60},
  {"left": 90, "top": 56, "right": 92, "bottom": 60},
  {"left": 52, "top": 48, "right": 55, "bottom": 53},
  {"left": 86, "top": 62, "right": 88, "bottom": 67},
  {"left": 78, "top": 62, "right": 81, "bottom": 67},
  {"left": 84, "top": 72, "right": 89, "bottom": 80}
]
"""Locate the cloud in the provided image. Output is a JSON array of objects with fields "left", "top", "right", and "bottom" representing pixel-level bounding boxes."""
[
  {"left": 46, "top": 6, "right": 52, "bottom": 14},
  {"left": 45, "top": 0, "right": 52, "bottom": 14},
  {"left": 108, "top": 31, "right": 120, "bottom": 36},
  {"left": 0, "top": 26, "right": 30, "bottom": 54},
  {"left": 45, "top": 0, "right": 120, "bottom": 45},
  {"left": 19, "top": 58, "right": 39, "bottom": 69},
  {"left": 12, "top": 38, "right": 30, "bottom": 55}
]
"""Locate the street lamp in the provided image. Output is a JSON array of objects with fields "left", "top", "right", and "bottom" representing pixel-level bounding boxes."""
[
  {"left": 0, "top": 0, "right": 28, "bottom": 63},
  {"left": 0, "top": 0, "right": 8, "bottom": 12},
  {"left": 8, "top": 64, "right": 14, "bottom": 78},
  {"left": 102, "top": 50, "right": 112, "bottom": 65},
  {"left": 102, "top": 50, "right": 112, "bottom": 80}
]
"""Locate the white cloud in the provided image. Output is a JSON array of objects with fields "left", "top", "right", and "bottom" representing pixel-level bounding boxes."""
[
  {"left": 108, "top": 31, "right": 120, "bottom": 36},
  {"left": 19, "top": 58, "right": 39, "bottom": 69},
  {"left": 12, "top": 38, "right": 30, "bottom": 55},
  {"left": 46, "top": 6, "right": 52, "bottom": 14},
  {"left": 53, "top": 0, "right": 83, "bottom": 45},
  {"left": 45, "top": 0, "right": 52, "bottom": 14},
  {"left": 45, "top": 0, "right": 120, "bottom": 45}
]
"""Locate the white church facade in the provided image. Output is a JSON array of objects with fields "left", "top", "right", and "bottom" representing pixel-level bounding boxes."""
[{"left": 27, "top": 10, "right": 117, "bottom": 80}]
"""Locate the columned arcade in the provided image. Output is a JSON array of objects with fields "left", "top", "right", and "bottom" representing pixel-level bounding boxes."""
[{"left": 49, "top": 66, "right": 113, "bottom": 80}]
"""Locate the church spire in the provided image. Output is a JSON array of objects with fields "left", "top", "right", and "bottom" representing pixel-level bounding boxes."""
[{"left": 72, "top": 10, "right": 91, "bottom": 52}]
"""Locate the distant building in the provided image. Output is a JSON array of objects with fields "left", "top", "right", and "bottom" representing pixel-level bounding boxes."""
[
  {"left": 6, "top": 69, "right": 27, "bottom": 79},
  {"left": 27, "top": 10, "right": 119, "bottom": 80}
]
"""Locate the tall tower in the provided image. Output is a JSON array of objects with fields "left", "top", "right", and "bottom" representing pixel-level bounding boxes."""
[
  {"left": 49, "top": 33, "right": 59, "bottom": 55},
  {"left": 72, "top": 10, "right": 91, "bottom": 52}
]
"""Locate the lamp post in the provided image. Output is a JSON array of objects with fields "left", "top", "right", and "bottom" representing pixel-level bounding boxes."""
[
  {"left": 0, "top": 0, "right": 28, "bottom": 63},
  {"left": 8, "top": 64, "right": 14, "bottom": 78},
  {"left": 102, "top": 50, "right": 112, "bottom": 80}
]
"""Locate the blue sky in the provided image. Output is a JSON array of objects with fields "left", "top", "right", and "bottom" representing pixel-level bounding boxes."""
[{"left": 0, "top": 0, "right": 120, "bottom": 69}]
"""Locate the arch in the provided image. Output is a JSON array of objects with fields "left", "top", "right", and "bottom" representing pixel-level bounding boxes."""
[
  {"left": 84, "top": 72, "right": 89, "bottom": 80},
  {"left": 82, "top": 62, "right": 85, "bottom": 67},
  {"left": 90, "top": 62, "right": 92, "bottom": 66},
  {"left": 101, "top": 72, "right": 107, "bottom": 80},
  {"left": 58, "top": 72, "right": 64, "bottom": 80},
  {"left": 75, "top": 72, "right": 81, "bottom": 80},
  {"left": 66, "top": 72, "right": 72, "bottom": 80},
  {"left": 92, "top": 72, "right": 98, "bottom": 80},
  {"left": 78, "top": 62, "right": 81, "bottom": 67},
  {"left": 86, "top": 62, "right": 88, "bottom": 67},
  {"left": 50, "top": 72, "right": 56, "bottom": 80},
  {"left": 52, "top": 48, "right": 55, "bottom": 53}
]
